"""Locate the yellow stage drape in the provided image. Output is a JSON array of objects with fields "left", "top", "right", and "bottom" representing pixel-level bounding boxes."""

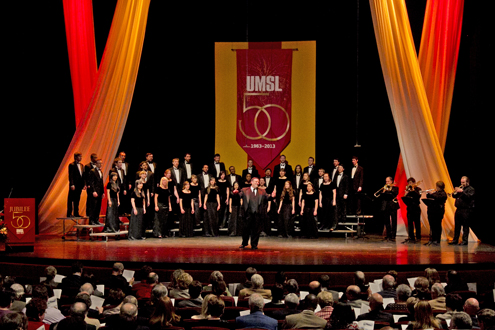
[
  {"left": 369, "top": 0, "right": 477, "bottom": 241},
  {"left": 38, "top": 0, "right": 150, "bottom": 234}
]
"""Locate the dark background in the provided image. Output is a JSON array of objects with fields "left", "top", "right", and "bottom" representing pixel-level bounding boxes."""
[{"left": 3, "top": 1, "right": 492, "bottom": 243}]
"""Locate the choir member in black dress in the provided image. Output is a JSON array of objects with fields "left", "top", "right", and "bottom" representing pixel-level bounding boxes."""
[
  {"left": 402, "top": 177, "right": 422, "bottom": 244},
  {"left": 229, "top": 181, "right": 243, "bottom": 236},
  {"left": 153, "top": 176, "right": 172, "bottom": 238},
  {"left": 103, "top": 172, "right": 120, "bottom": 233},
  {"left": 217, "top": 171, "right": 230, "bottom": 229},
  {"left": 189, "top": 175, "right": 202, "bottom": 227},
  {"left": 110, "top": 158, "right": 128, "bottom": 218},
  {"left": 292, "top": 165, "right": 303, "bottom": 217},
  {"left": 203, "top": 177, "right": 221, "bottom": 237},
  {"left": 425, "top": 181, "right": 447, "bottom": 246},
  {"left": 242, "top": 173, "right": 253, "bottom": 189},
  {"left": 137, "top": 162, "right": 155, "bottom": 231},
  {"left": 300, "top": 182, "right": 319, "bottom": 238},
  {"left": 449, "top": 176, "right": 475, "bottom": 246},
  {"left": 67, "top": 151, "right": 84, "bottom": 217},
  {"left": 179, "top": 181, "right": 195, "bottom": 237},
  {"left": 318, "top": 173, "right": 337, "bottom": 230},
  {"left": 129, "top": 179, "right": 146, "bottom": 240},
  {"left": 298, "top": 172, "right": 311, "bottom": 208},
  {"left": 277, "top": 180, "right": 295, "bottom": 238},
  {"left": 87, "top": 159, "right": 104, "bottom": 225},
  {"left": 376, "top": 176, "right": 400, "bottom": 242}
]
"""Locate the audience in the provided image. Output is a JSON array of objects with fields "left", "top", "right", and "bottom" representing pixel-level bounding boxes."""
[
  {"left": 132, "top": 272, "right": 159, "bottom": 300},
  {"left": 234, "top": 267, "right": 257, "bottom": 296},
  {"left": 271, "top": 293, "right": 301, "bottom": 320},
  {"left": 25, "top": 297, "right": 49, "bottom": 330},
  {"left": 478, "top": 309, "right": 495, "bottom": 330},
  {"left": 283, "top": 293, "right": 327, "bottom": 330},
  {"left": 425, "top": 268, "right": 441, "bottom": 290},
  {"left": 1, "top": 287, "right": 14, "bottom": 318},
  {"left": 445, "top": 270, "right": 469, "bottom": 294},
  {"left": 450, "top": 311, "right": 473, "bottom": 330},
  {"left": 377, "top": 275, "right": 397, "bottom": 299},
  {"left": 1, "top": 312, "right": 28, "bottom": 330},
  {"left": 437, "top": 293, "right": 465, "bottom": 320},
  {"left": 429, "top": 282, "right": 447, "bottom": 310},
  {"left": 238, "top": 274, "right": 272, "bottom": 299},
  {"left": 413, "top": 277, "right": 432, "bottom": 300},
  {"left": 464, "top": 298, "right": 481, "bottom": 328},
  {"left": 386, "top": 283, "right": 411, "bottom": 310},
  {"left": 355, "top": 271, "right": 370, "bottom": 296},
  {"left": 10, "top": 284, "right": 26, "bottom": 313},
  {"left": 31, "top": 285, "right": 65, "bottom": 325},
  {"left": 104, "top": 262, "right": 133, "bottom": 294},
  {"left": 315, "top": 290, "right": 334, "bottom": 321},
  {"left": 168, "top": 272, "right": 192, "bottom": 298},
  {"left": 342, "top": 285, "right": 366, "bottom": 308},
  {"left": 148, "top": 296, "right": 180, "bottom": 330},
  {"left": 236, "top": 293, "right": 277, "bottom": 330},
  {"left": 356, "top": 293, "right": 395, "bottom": 327},
  {"left": 265, "top": 283, "right": 285, "bottom": 308},
  {"left": 406, "top": 300, "right": 441, "bottom": 330},
  {"left": 176, "top": 280, "right": 203, "bottom": 308}
]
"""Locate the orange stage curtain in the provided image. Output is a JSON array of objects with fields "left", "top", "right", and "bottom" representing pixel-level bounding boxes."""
[
  {"left": 369, "top": 0, "right": 477, "bottom": 241},
  {"left": 38, "top": 0, "right": 151, "bottom": 235},
  {"left": 63, "top": 0, "right": 98, "bottom": 127}
]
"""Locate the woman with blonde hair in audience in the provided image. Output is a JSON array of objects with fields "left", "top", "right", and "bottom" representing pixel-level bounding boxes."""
[
  {"left": 406, "top": 300, "right": 441, "bottom": 329},
  {"left": 169, "top": 273, "right": 192, "bottom": 299},
  {"left": 425, "top": 268, "right": 441, "bottom": 290},
  {"left": 192, "top": 294, "right": 216, "bottom": 320},
  {"left": 149, "top": 296, "right": 181, "bottom": 330}
]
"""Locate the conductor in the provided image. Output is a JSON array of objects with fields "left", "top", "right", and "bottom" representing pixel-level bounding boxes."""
[{"left": 239, "top": 177, "right": 267, "bottom": 250}]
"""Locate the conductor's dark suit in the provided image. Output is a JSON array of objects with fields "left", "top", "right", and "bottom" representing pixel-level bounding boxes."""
[
  {"left": 240, "top": 186, "right": 267, "bottom": 249},
  {"left": 67, "top": 161, "right": 85, "bottom": 217}
]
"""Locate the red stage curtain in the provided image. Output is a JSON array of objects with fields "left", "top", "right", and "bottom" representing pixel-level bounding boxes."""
[
  {"left": 369, "top": 0, "right": 477, "bottom": 241},
  {"left": 63, "top": 0, "right": 98, "bottom": 127},
  {"left": 38, "top": 0, "right": 151, "bottom": 235}
]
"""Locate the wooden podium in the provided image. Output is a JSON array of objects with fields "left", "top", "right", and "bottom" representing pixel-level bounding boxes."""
[{"left": 3, "top": 198, "right": 35, "bottom": 250}]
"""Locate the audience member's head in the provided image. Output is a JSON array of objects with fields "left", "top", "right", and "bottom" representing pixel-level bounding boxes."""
[
  {"left": 450, "top": 311, "right": 473, "bottom": 330},
  {"left": 308, "top": 281, "right": 321, "bottom": 295},
  {"left": 189, "top": 280, "right": 203, "bottom": 299},
  {"left": 147, "top": 272, "right": 159, "bottom": 285},
  {"left": 275, "top": 270, "right": 287, "bottom": 286},
  {"left": 0, "top": 312, "right": 28, "bottom": 330},
  {"left": 79, "top": 282, "right": 94, "bottom": 295},
  {"left": 271, "top": 283, "right": 284, "bottom": 303},
  {"left": 355, "top": 271, "right": 366, "bottom": 286},
  {"left": 396, "top": 284, "right": 412, "bottom": 303},
  {"left": 44, "top": 266, "right": 57, "bottom": 281},
  {"left": 406, "top": 297, "right": 419, "bottom": 315},
  {"left": 386, "top": 270, "right": 398, "bottom": 285},
  {"left": 74, "top": 292, "right": 92, "bottom": 310},
  {"left": 123, "top": 295, "right": 138, "bottom": 307},
  {"left": 245, "top": 267, "right": 257, "bottom": 281},
  {"left": 445, "top": 293, "right": 464, "bottom": 312},
  {"left": 425, "top": 268, "right": 441, "bottom": 289},
  {"left": 120, "top": 302, "right": 138, "bottom": 322},
  {"left": 10, "top": 284, "right": 24, "bottom": 301},
  {"left": 286, "top": 279, "right": 299, "bottom": 295},
  {"left": 170, "top": 269, "right": 185, "bottom": 289},
  {"left": 112, "top": 262, "right": 124, "bottom": 274},
  {"left": 31, "top": 285, "right": 49, "bottom": 302},
  {"left": 251, "top": 274, "right": 264, "bottom": 289},
  {"left": 369, "top": 293, "right": 384, "bottom": 311},
  {"left": 346, "top": 285, "right": 361, "bottom": 301},
  {"left": 285, "top": 293, "right": 300, "bottom": 309},
  {"left": 414, "top": 277, "right": 430, "bottom": 294},
  {"left": 317, "top": 291, "right": 334, "bottom": 309},
  {"left": 464, "top": 298, "right": 480, "bottom": 317},
  {"left": 207, "top": 295, "right": 225, "bottom": 318},
  {"left": 177, "top": 273, "right": 193, "bottom": 290},
  {"left": 135, "top": 265, "right": 153, "bottom": 282},
  {"left": 71, "top": 262, "right": 84, "bottom": 275},
  {"left": 248, "top": 293, "right": 265, "bottom": 313},
  {"left": 478, "top": 309, "right": 495, "bottom": 330},
  {"left": 382, "top": 275, "right": 395, "bottom": 291},
  {"left": 25, "top": 298, "right": 47, "bottom": 322},
  {"left": 209, "top": 271, "right": 224, "bottom": 285},
  {"left": 0, "top": 288, "right": 14, "bottom": 309},
  {"left": 304, "top": 293, "right": 319, "bottom": 311},
  {"left": 152, "top": 284, "right": 168, "bottom": 303},
  {"left": 106, "top": 288, "right": 125, "bottom": 306},
  {"left": 319, "top": 275, "right": 330, "bottom": 289},
  {"left": 431, "top": 283, "right": 446, "bottom": 299},
  {"left": 149, "top": 296, "right": 180, "bottom": 327},
  {"left": 70, "top": 301, "right": 89, "bottom": 320},
  {"left": 412, "top": 300, "right": 441, "bottom": 329},
  {"left": 212, "top": 280, "right": 227, "bottom": 296}
]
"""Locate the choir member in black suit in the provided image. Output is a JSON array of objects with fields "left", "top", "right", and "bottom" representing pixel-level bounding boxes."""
[
  {"left": 84, "top": 153, "right": 98, "bottom": 214},
  {"left": 229, "top": 181, "right": 243, "bottom": 236},
  {"left": 303, "top": 157, "right": 318, "bottom": 182},
  {"left": 217, "top": 171, "right": 230, "bottom": 228},
  {"left": 228, "top": 166, "right": 242, "bottom": 188},
  {"left": 104, "top": 172, "right": 120, "bottom": 233},
  {"left": 292, "top": 165, "right": 303, "bottom": 221},
  {"left": 273, "top": 155, "right": 293, "bottom": 180},
  {"left": 335, "top": 165, "right": 349, "bottom": 228},
  {"left": 145, "top": 153, "right": 157, "bottom": 174},
  {"left": 179, "top": 181, "right": 195, "bottom": 237},
  {"left": 86, "top": 159, "right": 104, "bottom": 225},
  {"left": 242, "top": 159, "right": 259, "bottom": 181},
  {"left": 425, "top": 181, "right": 447, "bottom": 246},
  {"left": 331, "top": 158, "right": 340, "bottom": 183},
  {"left": 277, "top": 180, "right": 295, "bottom": 238},
  {"left": 110, "top": 158, "right": 127, "bottom": 216},
  {"left": 67, "top": 152, "right": 85, "bottom": 217},
  {"left": 313, "top": 168, "right": 325, "bottom": 192},
  {"left": 449, "top": 176, "right": 475, "bottom": 246},
  {"left": 180, "top": 153, "right": 194, "bottom": 181},
  {"left": 259, "top": 178, "right": 271, "bottom": 236},
  {"left": 168, "top": 158, "right": 185, "bottom": 227},
  {"left": 300, "top": 182, "right": 319, "bottom": 238},
  {"left": 190, "top": 174, "right": 202, "bottom": 227},
  {"left": 376, "top": 176, "right": 400, "bottom": 241},
  {"left": 239, "top": 177, "right": 268, "bottom": 249},
  {"left": 402, "top": 177, "right": 422, "bottom": 244},
  {"left": 118, "top": 151, "right": 131, "bottom": 214},
  {"left": 263, "top": 168, "right": 275, "bottom": 194},
  {"left": 153, "top": 176, "right": 172, "bottom": 238},
  {"left": 129, "top": 179, "right": 146, "bottom": 240},
  {"left": 203, "top": 177, "right": 220, "bottom": 237},
  {"left": 198, "top": 165, "right": 211, "bottom": 228},
  {"left": 318, "top": 173, "right": 337, "bottom": 230},
  {"left": 209, "top": 153, "right": 226, "bottom": 179},
  {"left": 349, "top": 156, "right": 364, "bottom": 215}
]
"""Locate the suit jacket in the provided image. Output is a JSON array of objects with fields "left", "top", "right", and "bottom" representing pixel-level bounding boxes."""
[
  {"left": 209, "top": 162, "right": 226, "bottom": 178},
  {"left": 283, "top": 309, "right": 327, "bottom": 330},
  {"left": 236, "top": 311, "right": 278, "bottom": 330},
  {"left": 242, "top": 167, "right": 260, "bottom": 180},
  {"left": 240, "top": 187, "right": 267, "bottom": 213},
  {"left": 238, "top": 287, "right": 272, "bottom": 300},
  {"left": 180, "top": 161, "right": 194, "bottom": 180},
  {"left": 272, "top": 308, "right": 302, "bottom": 320},
  {"left": 274, "top": 163, "right": 293, "bottom": 180},
  {"left": 303, "top": 165, "right": 318, "bottom": 182},
  {"left": 198, "top": 172, "right": 212, "bottom": 195},
  {"left": 168, "top": 166, "right": 185, "bottom": 189},
  {"left": 356, "top": 307, "right": 395, "bottom": 326},
  {"left": 428, "top": 296, "right": 446, "bottom": 310},
  {"left": 87, "top": 168, "right": 104, "bottom": 197},
  {"left": 334, "top": 173, "right": 349, "bottom": 198},
  {"left": 68, "top": 161, "right": 85, "bottom": 189},
  {"left": 350, "top": 165, "right": 364, "bottom": 191},
  {"left": 264, "top": 176, "right": 275, "bottom": 194},
  {"left": 84, "top": 162, "right": 97, "bottom": 186},
  {"left": 227, "top": 173, "right": 242, "bottom": 188},
  {"left": 145, "top": 161, "right": 157, "bottom": 174}
]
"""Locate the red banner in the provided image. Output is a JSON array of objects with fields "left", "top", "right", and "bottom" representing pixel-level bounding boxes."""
[
  {"left": 4, "top": 198, "right": 36, "bottom": 245},
  {"left": 236, "top": 49, "right": 293, "bottom": 169}
]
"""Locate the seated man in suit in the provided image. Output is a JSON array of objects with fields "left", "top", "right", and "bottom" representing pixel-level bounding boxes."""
[
  {"left": 236, "top": 293, "right": 278, "bottom": 330},
  {"left": 377, "top": 275, "right": 397, "bottom": 299},
  {"left": 464, "top": 298, "right": 480, "bottom": 328},
  {"left": 450, "top": 311, "right": 473, "bottom": 330},
  {"left": 428, "top": 283, "right": 446, "bottom": 310},
  {"left": 283, "top": 294, "right": 327, "bottom": 330},
  {"left": 340, "top": 285, "right": 366, "bottom": 309},
  {"left": 272, "top": 293, "right": 302, "bottom": 320},
  {"left": 177, "top": 280, "right": 203, "bottom": 308},
  {"left": 104, "top": 262, "right": 133, "bottom": 295},
  {"left": 356, "top": 293, "right": 394, "bottom": 327},
  {"left": 385, "top": 284, "right": 411, "bottom": 311},
  {"left": 239, "top": 274, "right": 272, "bottom": 300}
]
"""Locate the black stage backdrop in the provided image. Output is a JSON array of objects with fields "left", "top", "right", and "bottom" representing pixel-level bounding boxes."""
[{"left": 3, "top": 1, "right": 492, "bottom": 243}]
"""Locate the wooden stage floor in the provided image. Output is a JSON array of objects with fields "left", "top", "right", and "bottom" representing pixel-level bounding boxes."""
[{"left": 3, "top": 234, "right": 495, "bottom": 272}]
